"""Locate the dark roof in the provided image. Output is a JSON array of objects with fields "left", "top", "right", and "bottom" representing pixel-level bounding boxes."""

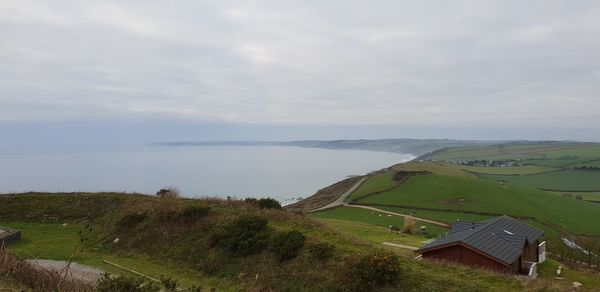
[{"left": 417, "top": 216, "right": 544, "bottom": 265}]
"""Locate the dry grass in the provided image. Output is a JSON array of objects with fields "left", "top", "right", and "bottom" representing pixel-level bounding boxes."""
[
  {"left": 0, "top": 248, "right": 92, "bottom": 292},
  {"left": 402, "top": 216, "right": 415, "bottom": 234}
]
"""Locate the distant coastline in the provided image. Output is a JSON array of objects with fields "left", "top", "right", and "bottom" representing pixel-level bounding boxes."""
[{"left": 151, "top": 138, "right": 505, "bottom": 157}]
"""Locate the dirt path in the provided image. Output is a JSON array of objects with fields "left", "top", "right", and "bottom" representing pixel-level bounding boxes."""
[
  {"left": 309, "top": 177, "right": 369, "bottom": 212},
  {"left": 26, "top": 259, "right": 104, "bottom": 283},
  {"left": 382, "top": 242, "right": 418, "bottom": 250},
  {"left": 345, "top": 204, "right": 451, "bottom": 228}
]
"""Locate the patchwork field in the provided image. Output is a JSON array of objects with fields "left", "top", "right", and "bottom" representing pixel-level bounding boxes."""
[
  {"left": 349, "top": 172, "right": 600, "bottom": 235},
  {"left": 430, "top": 143, "right": 600, "bottom": 168},
  {"left": 452, "top": 164, "right": 556, "bottom": 175},
  {"left": 479, "top": 170, "right": 600, "bottom": 191}
]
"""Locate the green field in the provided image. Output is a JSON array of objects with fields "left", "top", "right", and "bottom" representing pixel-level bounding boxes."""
[
  {"left": 431, "top": 143, "right": 600, "bottom": 168},
  {"left": 479, "top": 169, "right": 600, "bottom": 191},
  {"left": 347, "top": 172, "right": 396, "bottom": 201},
  {"left": 352, "top": 173, "right": 600, "bottom": 234},
  {"left": 310, "top": 206, "right": 448, "bottom": 236},
  {"left": 2, "top": 221, "right": 231, "bottom": 290},
  {"left": 377, "top": 206, "right": 492, "bottom": 225},
  {"left": 451, "top": 164, "right": 556, "bottom": 175},
  {"left": 314, "top": 218, "right": 427, "bottom": 248}
]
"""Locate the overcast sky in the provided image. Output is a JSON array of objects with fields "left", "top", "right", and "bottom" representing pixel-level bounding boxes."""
[{"left": 1, "top": 1, "right": 600, "bottom": 142}]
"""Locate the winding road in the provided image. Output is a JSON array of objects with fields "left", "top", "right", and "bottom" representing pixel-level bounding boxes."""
[
  {"left": 309, "top": 176, "right": 369, "bottom": 212},
  {"left": 308, "top": 176, "right": 451, "bottom": 228}
]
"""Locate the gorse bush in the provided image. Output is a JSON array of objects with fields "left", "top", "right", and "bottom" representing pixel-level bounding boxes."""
[
  {"left": 179, "top": 206, "right": 211, "bottom": 222},
  {"left": 96, "top": 274, "right": 159, "bottom": 292},
  {"left": 244, "top": 197, "right": 259, "bottom": 205},
  {"left": 97, "top": 274, "right": 204, "bottom": 292},
  {"left": 117, "top": 212, "right": 148, "bottom": 229},
  {"left": 338, "top": 251, "right": 401, "bottom": 291},
  {"left": 225, "top": 215, "right": 269, "bottom": 256},
  {"left": 258, "top": 198, "right": 281, "bottom": 209},
  {"left": 156, "top": 187, "right": 180, "bottom": 198},
  {"left": 307, "top": 242, "right": 335, "bottom": 261},
  {"left": 271, "top": 230, "right": 305, "bottom": 261}
]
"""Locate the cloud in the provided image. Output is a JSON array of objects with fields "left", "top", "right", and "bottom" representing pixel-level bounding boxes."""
[{"left": 0, "top": 0, "right": 599, "bottom": 131}]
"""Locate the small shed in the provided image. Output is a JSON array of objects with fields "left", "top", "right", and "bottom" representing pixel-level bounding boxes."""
[
  {"left": 416, "top": 216, "right": 545, "bottom": 276},
  {"left": 0, "top": 226, "right": 21, "bottom": 246}
]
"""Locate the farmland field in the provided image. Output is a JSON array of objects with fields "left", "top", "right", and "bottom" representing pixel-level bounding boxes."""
[
  {"left": 430, "top": 143, "right": 600, "bottom": 168},
  {"left": 450, "top": 164, "right": 556, "bottom": 175},
  {"left": 479, "top": 170, "right": 600, "bottom": 191},
  {"left": 310, "top": 206, "right": 447, "bottom": 236},
  {"left": 347, "top": 172, "right": 396, "bottom": 201},
  {"left": 353, "top": 174, "right": 600, "bottom": 234}
]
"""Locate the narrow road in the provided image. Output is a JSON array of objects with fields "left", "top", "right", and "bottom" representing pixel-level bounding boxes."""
[
  {"left": 345, "top": 204, "right": 451, "bottom": 228},
  {"left": 381, "top": 242, "right": 418, "bottom": 250},
  {"left": 309, "top": 177, "right": 369, "bottom": 212}
]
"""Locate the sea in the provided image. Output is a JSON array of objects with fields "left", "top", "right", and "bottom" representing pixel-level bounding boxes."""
[{"left": 0, "top": 146, "right": 413, "bottom": 203}]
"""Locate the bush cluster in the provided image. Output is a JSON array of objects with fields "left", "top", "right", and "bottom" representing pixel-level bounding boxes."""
[
  {"left": 179, "top": 206, "right": 211, "bottom": 222},
  {"left": 307, "top": 242, "right": 335, "bottom": 261},
  {"left": 271, "top": 230, "right": 305, "bottom": 261},
  {"left": 96, "top": 274, "right": 203, "bottom": 292},
  {"left": 117, "top": 212, "right": 148, "bottom": 229},
  {"left": 338, "top": 251, "right": 401, "bottom": 291},
  {"left": 156, "top": 187, "right": 180, "bottom": 198},
  {"left": 225, "top": 215, "right": 269, "bottom": 256},
  {"left": 258, "top": 198, "right": 282, "bottom": 209}
]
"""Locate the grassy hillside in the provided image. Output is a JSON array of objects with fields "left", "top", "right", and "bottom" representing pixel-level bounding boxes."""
[
  {"left": 479, "top": 170, "right": 600, "bottom": 191},
  {"left": 352, "top": 173, "right": 600, "bottom": 234},
  {"left": 0, "top": 192, "right": 562, "bottom": 292}
]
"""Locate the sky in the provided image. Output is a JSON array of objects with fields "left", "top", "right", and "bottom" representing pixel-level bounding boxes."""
[{"left": 1, "top": 0, "right": 600, "bottom": 145}]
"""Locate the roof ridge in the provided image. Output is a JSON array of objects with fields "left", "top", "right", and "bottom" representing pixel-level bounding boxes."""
[{"left": 491, "top": 232, "right": 524, "bottom": 250}]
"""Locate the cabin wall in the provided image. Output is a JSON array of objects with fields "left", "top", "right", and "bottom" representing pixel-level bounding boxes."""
[
  {"left": 422, "top": 244, "right": 513, "bottom": 273},
  {"left": 522, "top": 240, "right": 539, "bottom": 262}
]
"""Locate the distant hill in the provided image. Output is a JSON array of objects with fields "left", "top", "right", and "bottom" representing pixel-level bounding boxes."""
[{"left": 152, "top": 138, "right": 507, "bottom": 156}]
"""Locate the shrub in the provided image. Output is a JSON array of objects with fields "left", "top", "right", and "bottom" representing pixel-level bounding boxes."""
[
  {"left": 402, "top": 216, "right": 414, "bottom": 234},
  {"left": 117, "top": 213, "right": 148, "bottom": 229},
  {"left": 179, "top": 206, "right": 210, "bottom": 222},
  {"left": 226, "top": 215, "right": 269, "bottom": 256},
  {"left": 197, "top": 249, "right": 228, "bottom": 274},
  {"left": 271, "top": 230, "right": 305, "bottom": 261},
  {"left": 156, "top": 187, "right": 180, "bottom": 198},
  {"left": 338, "top": 251, "right": 401, "bottom": 291},
  {"left": 258, "top": 198, "right": 281, "bottom": 209},
  {"left": 575, "top": 195, "right": 584, "bottom": 200},
  {"left": 160, "top": 276, "right": 178, "bottom": 292},
  {"left": 96, "top": 274, "right": 159, "bottom": 292},
  {"left": 307, "top": 242, "right": 335, "bottom": 261},
  {"left": 563, "top": 193, "right": 574, "bottom": 198},
  {"left": 244, "top": 198, "right": 259, "bottom": 205}
]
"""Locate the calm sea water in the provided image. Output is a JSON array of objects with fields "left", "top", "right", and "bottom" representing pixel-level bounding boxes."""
[{"left": 0, "top": 146, "right": 413, "bottom": 202}]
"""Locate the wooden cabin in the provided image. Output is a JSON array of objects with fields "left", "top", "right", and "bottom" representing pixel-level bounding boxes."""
[{"left": 416, "top": 216, "right": 546, "bottom": 277}]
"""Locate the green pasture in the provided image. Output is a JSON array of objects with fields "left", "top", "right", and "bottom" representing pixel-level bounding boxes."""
[
  {"left": 479, "top": 169, "right": 600, "bottom": 191},
  {"left": 452, "top": 164, "right": 556, "bottom": 175},
  {"left": 310, "top": 206, "right": 447, "bottom": 236},
  {"left": 354, "top": 174, "right": 600, "bottom": 235},
  {"left": 347, "top": 172, "right": 396, "bottom": 201},
  {"left": 1, "top": 221, "right": 234, "bottom": 290}
]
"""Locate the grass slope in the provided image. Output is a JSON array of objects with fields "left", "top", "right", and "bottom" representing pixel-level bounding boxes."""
[
  {"left": 479, "top": 170, "right": 600, "bottom": 191},
  {"left": 355, "top": 174, "right": 600, "bottom": 235},
  {"left": 1, "top": 192, "right": 550, "bottom": 291}
]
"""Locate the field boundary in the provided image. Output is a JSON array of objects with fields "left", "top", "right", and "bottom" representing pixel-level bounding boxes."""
[{"left": 349, "top": 202, "right": 532, "bottom": 222}]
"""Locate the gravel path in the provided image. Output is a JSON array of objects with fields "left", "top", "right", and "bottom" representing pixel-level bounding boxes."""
[
  {"left": 309, "top": 177, "right": 369, "bottom": 212},
  {"left": 382, "top": 242, "right": 418, "bottom": 250},
  {"left": 345, "top": 204, "right": 451, "bottom": 228},
  {"left": 27, "top": 259, "right": 105, "bottom": 283}
]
